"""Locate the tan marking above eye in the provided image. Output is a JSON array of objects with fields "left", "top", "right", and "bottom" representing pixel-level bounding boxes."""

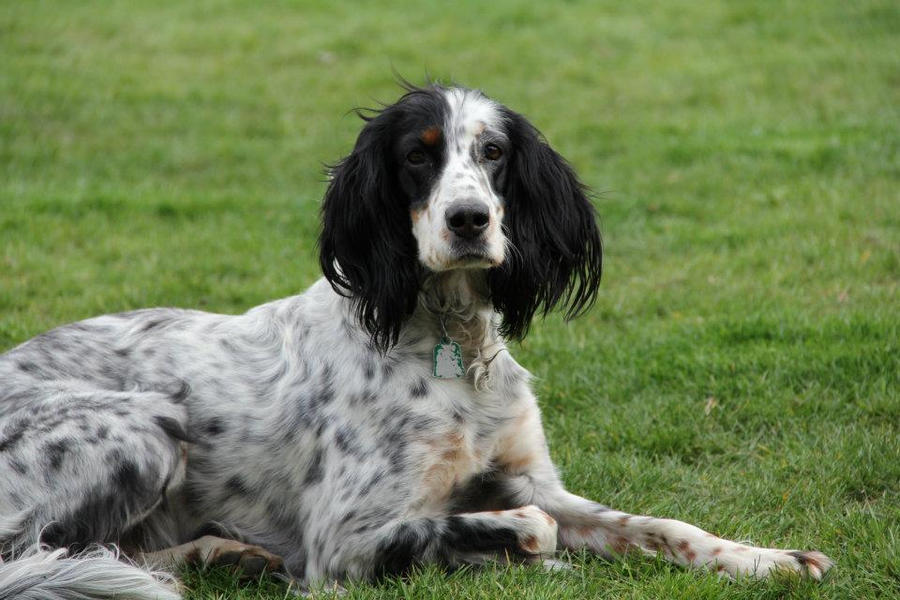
[{"left": 421, "top": 126, "right": 442, "bottom": 146}]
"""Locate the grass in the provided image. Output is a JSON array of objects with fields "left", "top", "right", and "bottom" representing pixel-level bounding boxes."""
[{"left": 1, "top": 0, "right": 898, "bottom": 598}]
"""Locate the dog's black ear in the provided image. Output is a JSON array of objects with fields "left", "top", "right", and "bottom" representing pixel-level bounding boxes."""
[
  {"left": 319, "top": 113, "right": 420, "bottom": 352},
  {"left": 489, "top": 110, "right": 603, "bottom": 340}
]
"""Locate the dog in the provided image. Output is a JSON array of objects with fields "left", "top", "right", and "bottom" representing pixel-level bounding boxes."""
[{"left": 0, "top": 83, "right": 832, "bottom": 599}]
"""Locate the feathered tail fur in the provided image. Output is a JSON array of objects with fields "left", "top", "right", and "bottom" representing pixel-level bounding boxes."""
[{"left": 0, "top": 544, "right": 179, "bottom": 600}]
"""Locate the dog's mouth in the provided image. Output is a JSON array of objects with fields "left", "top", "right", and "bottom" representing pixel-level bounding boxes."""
[
  {"left": 456, "top": 254, "right": 497, "bottom": 268},
  {"left": 447, "top": 242, "right": 501, "bottom": 269}
]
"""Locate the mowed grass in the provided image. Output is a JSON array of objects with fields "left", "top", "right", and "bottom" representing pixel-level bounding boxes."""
[{"left": 1, "top": 1, "right": 898, "bottom": 598}]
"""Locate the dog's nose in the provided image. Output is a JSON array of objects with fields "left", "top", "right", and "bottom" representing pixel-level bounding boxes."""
[{"left": 445, "top": 203, "right": 490, "bottom": 240}]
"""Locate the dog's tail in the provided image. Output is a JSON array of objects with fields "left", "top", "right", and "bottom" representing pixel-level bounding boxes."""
[{"left": 0, "top": 544, "right": 180, "bottom": 600}]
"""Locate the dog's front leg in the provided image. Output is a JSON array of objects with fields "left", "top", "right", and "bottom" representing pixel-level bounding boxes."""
[
  {"left": 545, "top": 493, "right": 833, "bottom": 580},
  {"left": 331, "top": 507, "right": 557, "bottom": 582},
  {"left": 493, "top": 400, "right": 833, "bottom": 580}
]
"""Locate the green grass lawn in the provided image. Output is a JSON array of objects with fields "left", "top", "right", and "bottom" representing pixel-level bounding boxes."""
[{"left": 2, "top": 1, "right": 898, "bottom": 598}]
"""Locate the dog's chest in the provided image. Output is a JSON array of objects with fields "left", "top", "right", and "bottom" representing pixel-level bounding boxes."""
[
  {"left": 404, "top": 381, "right": 515, "bottom": 514},
  {"left": 412, "top": 425, "right": 493, "bottom": 513}
]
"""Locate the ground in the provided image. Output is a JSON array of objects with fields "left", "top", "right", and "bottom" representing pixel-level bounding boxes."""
[{"left": 1, "top": 1, "right": 898, "bottom": 598}]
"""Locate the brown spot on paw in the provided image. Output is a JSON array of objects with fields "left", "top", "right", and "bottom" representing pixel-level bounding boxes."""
[
  {"left": 521, "top": 535, "right": 540, "bottom": 553},
  {"left": 788, "top": 550, "right": 833, "bottom": 580}
]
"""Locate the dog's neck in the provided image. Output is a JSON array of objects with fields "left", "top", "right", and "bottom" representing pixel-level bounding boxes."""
[
  {"left": 413, "top": 270, "right": 507, "bottom": 390},
  {"left": 418, "top": 270, "right": 491, "bottom": 320}
]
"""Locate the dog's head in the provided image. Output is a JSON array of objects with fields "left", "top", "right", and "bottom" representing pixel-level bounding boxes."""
[{"left": 320, "top": 83, "right": 602, "bottom": 350}]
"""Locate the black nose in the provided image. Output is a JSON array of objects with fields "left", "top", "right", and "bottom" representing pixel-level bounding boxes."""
[{"left": 445, "top": 203, "right": 490, "bottom": 240}]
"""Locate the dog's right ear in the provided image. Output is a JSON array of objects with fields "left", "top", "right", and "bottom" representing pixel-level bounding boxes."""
[{"left": 319, "top": 113, "right": 421, "bottom": 353}]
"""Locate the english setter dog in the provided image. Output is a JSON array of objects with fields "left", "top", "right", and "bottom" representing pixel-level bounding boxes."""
[{"left": 0, "top": 84, "right": 831, "bottom": 599}]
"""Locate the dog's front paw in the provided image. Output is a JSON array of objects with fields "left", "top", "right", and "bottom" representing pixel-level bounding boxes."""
[
  {"left": 784, "top": 550, "right": 834, "bottom": 580},
  {"left": 508, "top": 505, "right": 558, "bottom": 556},
  {"left": 719, "top": 546, "right": 833, "bottom": 580}
]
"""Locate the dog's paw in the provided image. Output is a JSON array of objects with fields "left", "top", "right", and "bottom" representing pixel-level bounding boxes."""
[
  {"left": 717, "top": 546, "right": 833, "bottom": 580},
  {"left": 784, "top": 550, "right": 834, "bottom": 580},
  {"left": 508, "top": 505, "right": 558, "bottom": 556},
  {"left": 191, "top": 536, "right": 285, "bottom": 577}
]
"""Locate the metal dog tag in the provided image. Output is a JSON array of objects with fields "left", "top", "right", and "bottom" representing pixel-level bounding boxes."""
[{"left": 433, "top": 337, "right": 465, "bottom": 378}]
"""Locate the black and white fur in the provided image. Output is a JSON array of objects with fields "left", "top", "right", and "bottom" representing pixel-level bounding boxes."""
[{"left": 0, "top": 84, "right": 831, "bottom": 599}]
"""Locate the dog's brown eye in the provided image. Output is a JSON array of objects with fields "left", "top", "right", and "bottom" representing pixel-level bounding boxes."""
[
  {"left": 407, "top": 150, "right": 427, "bottom": 165},
  {"left": 484, "top": 144, "right": 503, "bottom": 161}
]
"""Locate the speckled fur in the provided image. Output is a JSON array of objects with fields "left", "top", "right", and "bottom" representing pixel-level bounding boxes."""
[{"left": 0, "top": 85, "right": 831, "bottom": 599}]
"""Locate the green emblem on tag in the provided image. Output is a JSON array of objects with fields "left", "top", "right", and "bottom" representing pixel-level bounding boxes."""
[{"left": 433, "top": 337, "right": 465, "bottom": 378}]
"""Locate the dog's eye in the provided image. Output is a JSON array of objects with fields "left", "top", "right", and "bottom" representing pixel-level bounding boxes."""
[
  {"left": 406, "top": 150, "right": 427, "bottom": 165},
  {"left": 484, "top": 144, "right": 503, "bottom": 161}
]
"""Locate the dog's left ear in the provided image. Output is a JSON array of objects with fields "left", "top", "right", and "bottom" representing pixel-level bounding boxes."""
[{"left": 489, "top": 109, "right": 603, "bottom": 340}]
